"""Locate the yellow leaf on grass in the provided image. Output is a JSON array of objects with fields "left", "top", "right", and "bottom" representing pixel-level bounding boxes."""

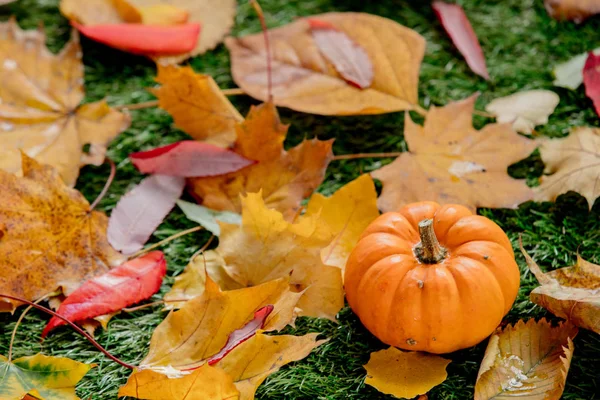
[
  {"left": 475, "top": 319, "right": 577, "bottom": 400},
  {"left": 363, "top": 347, "right": 450, "bottom": 399},
  {"left": 226, "top": 12, "right": 425, "bottom": 115},
  {"left": 372, "top": 95, "right": 536, "bottom": 212},
  {"left": 163, "top": 250, "right": 213, "bottom": 309},
  {"left": 0, "top": 19, "right": 130, "bottom": 186},
  {"left": 151, "top": 65, "right": 243, "bottom": 147}
]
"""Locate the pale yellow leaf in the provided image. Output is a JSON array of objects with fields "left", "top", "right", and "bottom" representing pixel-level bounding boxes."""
[{"left": 485, "top": 90, "right": 559, "bottom": 134}]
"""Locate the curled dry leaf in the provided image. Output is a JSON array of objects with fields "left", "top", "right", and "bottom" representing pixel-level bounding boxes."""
[
  {"left": 534, "top": 127, "right": 600, "bottom": 208},
  {"left": 0, "top": 154, "right": 124, "bottom": 312},
  {"left": 226, "top": 12, "right": 425, "bottom": 115},
  {"left": 176, "top": 199, "right": 241, "bottom": 236},
  {"left": 485, "top": 90, "right": 560, "bottom": 134},
  {"left": 0, "top": 353, "right": 93, "bottom": 400},
  {"left": 583, "top": 52, "right": 600, "bottom": 117},
  {"left": 364, "top": 347, "right": 450, "bottom": 399},
  {"left": 372, "top": 95, "right": 536, "bottom": 212},
  {"left": 151, "top": 65, "right": 244, "bottom": 147},
  {"left": 553, "top": 48, "right": 600, "bottom": 90},
  {"left": 0, "top": 19, "right": 130, "bottom": 186},
  {"left": 475, "top": 319, "right": 577, "bottom": 400},
  {"left": 544, "top": 0, "right": 600, "bottom": 23},
  {"left": 188, "top": 102, "right": 333, "bottom": 219}
]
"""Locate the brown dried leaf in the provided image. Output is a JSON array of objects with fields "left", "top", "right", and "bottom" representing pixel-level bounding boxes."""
[
  {"left": 475, "top": 319, "right": 577, "bottom": 400},
  {"left": 545, "top": 0, "right": 600, "bottom": 23},
  {"left": 372, "top": 95, "right": 536, "bottom": 212},
  {"left": 226, "top": 12, "right": 425, "bottom": 115}
]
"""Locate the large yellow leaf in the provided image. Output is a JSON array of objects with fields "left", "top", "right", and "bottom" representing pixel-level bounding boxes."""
[
  {"left": 188, "top": 102, "right": 333, "bottom": 218},
  {"left": 151, "top": 65, "right": 243, "bottom": 147},
  {"left": 0, "top": 19, "right": 130, "bottom": 186},
  {"left": 0, "top": 353, "right": 93, "bottom": 400},
  {"left": 534, "top": 127, "right": 600, "bottom": 209},
  {"left": 372, "top": 95, "right": 536, "bottom": 212},
  {"left": 474, "top": 319, "right": 577, "bottom": 400},
  {"left": 226, "top": 12, "right": 425, "bottom": 115},
  {"left": 363, "top": 347, "right": 450, "bottom": 399},
  {"left": 0, "top": 154, "right": 125, "bottom": 312}
]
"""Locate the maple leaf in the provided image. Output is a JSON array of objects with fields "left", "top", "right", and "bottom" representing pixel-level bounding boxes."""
[
  {"left": 474, "top": 319, "right": 577, "bottom": 400},
  {"left": 163, "top": 250, "right": 213, "bottom": 309},
  {"left": 0, "top": 19, "right": 130, "bottom": 186},
  {"left": 372, "top": 95, "right": 537, "bottom": 212},
  {"left": 544, "top": 0, "right": 600, "bottom": 23},
  {"left": 0, "top": 154, "right": 124, "bottom": 312},
  {"left": 0, "top": 353, "right": 93, "bottom": 400},
  {"left": 150, "top": 65, "right": 244, "bottom": 147},
  {"left": 188, "top": 102, "right": 333, "bottom": 219},
  {"left": 363, "top": 347, "right": 450, "bottom": 399},
  {"left": 226, "top": 12, "right": 425, "bottom": 115},
  {"left": 534, "top": 127, "right": 600, "bottom": 208},
  {"left": 485, "top": 90, "right": 560, "bottom": 134}
]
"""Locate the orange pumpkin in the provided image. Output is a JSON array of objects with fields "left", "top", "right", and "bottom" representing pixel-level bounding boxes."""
[{"left": 344, "top": 201, "right": 520, "bottom": 354}]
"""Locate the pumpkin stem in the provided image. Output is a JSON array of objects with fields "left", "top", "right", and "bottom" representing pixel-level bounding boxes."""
[{"left": 415, "top": 219, "right": 447, "bottom": 264}]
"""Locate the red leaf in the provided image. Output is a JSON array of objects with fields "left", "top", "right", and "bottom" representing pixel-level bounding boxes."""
[
  {"left": 308, "top": 18, "right": 374, "bottom": 89},
  {"left": 206, "top": 305, "right": 274, "bottom": 366},
  {"left": 42, "top": 251, "right": 167, "bottom": 337},
  {"left": 130, "top": 141, "right": 256, "bottom": 177},
  {"left": 72, "top": 22, "right": 201, "bottom": 56},
  {"left": 432, "top": 2, "right": 490, "bottom": 80},
  {"left": 583, "top": 51, "right": 600, "bottom": 117},
  {"left": 108, "top": 175, "right": 185, "bottom": 254}
]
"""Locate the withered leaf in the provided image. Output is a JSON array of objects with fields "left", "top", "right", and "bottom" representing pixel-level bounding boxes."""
[
  {"left": 485, "top": 90, "right": 560, "bottom": 134},
  {"left": 0, "top": 19, "right": 130, "bottom": 186},
  {"left": 372, "top": 95, "right": 536, "bottom": 212},
  {"left": 544, "top": 0, "right": 600, "bottom": 23}
]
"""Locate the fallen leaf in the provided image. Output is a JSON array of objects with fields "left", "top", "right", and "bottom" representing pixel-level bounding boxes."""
[
  {"left": 60, "top": 0, "right": 237, "bottom": 63},
  {"left": 474, "top": 319, "right": 577, "bottom": 400},
  {"left": 0, "top": 353, "right": 93, "bottom": 400},
  {"left": 108, "top": 175, "right": 185, "bottom": 255},
  {"left": 372, "top": 95, "right": 536, "bottom": 212},
  {"left": 0, "top": 154, "right": 124, "bottom": 312},
  {"left": 544, "top": 0, "right": 600, "bottom": 23},
  {"left": 553, "top": 48, "right": 600, "bottom": 89},
  {"left": 226, "top": 12, "right": 425, "bottom": 115},
  {"left": 176, "top": 200, "right": 241, "bottom": 236},
  {"left": 163, "top": 252, "right": 211, "bottom": 309},
  {"left": 485, "top": 90, "right": 560, "bottom": 134},
  {"left": 534, "top": 127, "right": 600, "bottom": 208},
  {"left": 118, "top": 364, "right": 239, "bottom": 400},
  {"left": 364, "top": 347, "right": 450, "bottom": 399},
  {"left": 0, "top": 19, "right": 130, "bottom": 186},
  {"left": 583, "top": 51, "right": 600, "bottom": 117},
  {"left": 42, "top": 251, "right": 167, "bottom": 337},
  {"left": 130, "top": 141, "right": 255, "bottom": 177},
  {"left": 114, "top": 0, "right": 190, "bottom": 25},
  {"left": 432, "top": 2, "right": 489, "bottom": 80},
  {"left": 188, "top": 102, "right": 333, "bottom": 218},
  {"left": 150, "top": 65, "right": 244, "bottom": 147}
]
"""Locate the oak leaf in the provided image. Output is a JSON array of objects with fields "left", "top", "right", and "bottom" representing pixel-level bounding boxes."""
[
  {"left": 485, "top": 90, "right": 560, "bottom": 134},
  {"left": 474, "top": 319, "right": 577, "bottom": 400},
  {"left": 188, "top": 102, "right": 333, "bottom": 218},
  {"left": 544, "top": 0, "right": 600, "bottom": 23},
  {"left": 226, "top": 12, "right": 425, "bottom": 115},
  {"left": 364, "top": 347, "right": 450, "bottom": 399},
  {"left": 0, "top": 353, "right": 93, "bottom": 400},
  {"left": 0, "top": 19, "right": 130, "bottom": 186},
  {"left": 0, "top": 154, "right": 124, "bottom": 312},
  {"left": 372, "top": 95, "right": 536, "bottom": 212},
  {"left": 534, "top": 127, "right": 600, "bottom": 208}
]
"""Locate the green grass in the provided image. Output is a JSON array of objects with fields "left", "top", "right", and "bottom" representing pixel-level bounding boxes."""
[{"left": 1, "top": 0, "right": 600, "bottom": 399}]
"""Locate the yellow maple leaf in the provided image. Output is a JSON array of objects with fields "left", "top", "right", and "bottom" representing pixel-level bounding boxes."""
[{"left": 0, "top": 19, "right": 130, "bottom": 186}]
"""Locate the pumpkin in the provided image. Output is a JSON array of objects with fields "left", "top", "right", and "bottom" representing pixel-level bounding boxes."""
[{"left": 344, "top": 201, "right": 520, "bottom": 354}]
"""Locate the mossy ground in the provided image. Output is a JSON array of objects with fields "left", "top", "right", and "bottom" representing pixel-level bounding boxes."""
[{"left": 1, "top": 0, "right": 599, "bottom": 399}]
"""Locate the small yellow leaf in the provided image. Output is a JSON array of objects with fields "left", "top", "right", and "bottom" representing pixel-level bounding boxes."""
[
  {"left": 163, "top": 251, "right": 211, "bottom": 309},
  {"left": 474, "top": 319, "right": 577, "bottom": 400},
  {"left": 485, "top": 90, "right": 559, "bottom": 134},
  {"left": 363, "top": 347, "right": 450, "bottom": 399}
]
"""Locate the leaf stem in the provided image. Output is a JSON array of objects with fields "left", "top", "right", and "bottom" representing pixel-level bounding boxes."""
[
  {"left": 0, "top": 294, "right": 135, "bottom": 370},
  {"left": 8, "top": 299, "right": 42, "bottom": 362},
  {"left": 128, "top": 226, "right": 204, "bottom": 259},
  {"left": 250, "top": 0, "right": 273, "bottom": 102},
  {"left": 115, "top": 88, "right": 245, "bottom": 111},
  {"left": 332, "top": 152, "right": 402, "bottom": 161},
  {"left": 89, "top": 158, "right": 116, "bottom": 212}
]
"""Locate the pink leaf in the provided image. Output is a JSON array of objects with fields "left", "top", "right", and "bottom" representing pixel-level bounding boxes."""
[
  {"left": 72, "top": 22, "right": 200, "bottom": 56},
  {"left": 42, "top": 251, "right": 167, "bottom": 337},
  {"left": 432, "top": 2, "right": 490, "bottom": 80},
  {"left": 583, "top": 52, "right": 600, "bottom": 117},
  {"left": 308, "top": 18, "right": 374, "bottom": 89},
  {"left": 108, "top": 175, "right": 185, "bottom": 254},
  {"left": 130, "top": 141, "right": 256, "bottom": 177}
]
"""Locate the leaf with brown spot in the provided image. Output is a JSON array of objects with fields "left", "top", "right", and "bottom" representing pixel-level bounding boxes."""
[
  {"left": 544, "top": 0, "right": 600, "bottom": 23},
  {"left": 226, "top": 12, "right": 425, "bottom": 115},
  {"left": 0, "top": 19, "right": 130, "bottom": 186},
  {"left": 371, "top": 95, "right": 536, "bottom": 212},
  {"left": 474, "top": 319, "right": 577, "bottom": 400},
  {"left": 0, "top": 154, "right": 125, "bottom": 312}
]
